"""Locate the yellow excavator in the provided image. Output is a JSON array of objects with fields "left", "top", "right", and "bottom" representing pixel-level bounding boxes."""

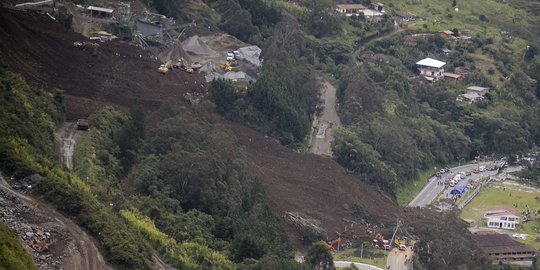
[{"left": 220, "top": 63, "right": 232, "bottom": 71}]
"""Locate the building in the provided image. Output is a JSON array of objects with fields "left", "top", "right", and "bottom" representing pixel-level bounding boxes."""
[
  {"left": 374, "top": 2, "right": 385, "bottom": 12},
  {"left": 457, "top": 92, "right": 484, "bottom": 104},
  {"left": 444, "top": 72, "right": 462, "bottom": 83},
  {"left": 462, "top": 29, "right": 473, "bottom": 37},
  {"left": 416, "top": 58, "right": 446, "bottom": 82},
  {"left": 472, "top": 233, "right": 536, "bottom": 262},
  {"left": 485, "top": 209, "right": 520, "bottom": 230},
  {"left": 335, "top": 4, "right": 366, "bottom": 16},
  {"left": 395, "top": 11, "right": 416, "bottom": 22},
  {"left": 361, "top": 9, "right": 385, "bottom": 20},
  {"left": 87, "top": 6, "right": 114, "bottom": 18},
  {"left": 467, "top": 86, "right": 489, "bottom": 95},
  {"left": 76, "top": 119, "right": 89, "bottom": 130},
  {"left": 439, "top": 30, "right": 454, "bottom": 38}
]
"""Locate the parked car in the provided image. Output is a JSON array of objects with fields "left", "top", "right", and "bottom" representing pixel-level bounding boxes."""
[{"left": 465, "top": 171, "right": 472, "bottom": 176}]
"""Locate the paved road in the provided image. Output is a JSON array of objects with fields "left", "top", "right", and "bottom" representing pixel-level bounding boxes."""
[
  {"left": 408, "top": 162, "right": 496, "bottom": 207},
  {"left": 387, "top": 247, "right": 414, "bottom": 270},
  {"left": 310, "top": 79, "right": 341, "bottom": 156},
  {"left": 335, "top": 260, "right": 384, "bottom": 270}
]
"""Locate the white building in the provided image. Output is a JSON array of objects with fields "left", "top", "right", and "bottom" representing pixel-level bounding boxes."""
[
  {"left": 485, "top": 210, "right": 520, "bottom": 230},
  {"left": 335, "top": 4, "right": 366, "bottom": 16},
  {"left": 416, "top": 58, "right": 446, "bottom": 82}
]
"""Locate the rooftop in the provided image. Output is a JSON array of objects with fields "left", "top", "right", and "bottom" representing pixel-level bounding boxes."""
[
  {"left": 87, "top": 6, "right": 114, "bottom": 13},
  {"left": 336, "top": 4, "right": 366, "bottom": 10},
  {"left": 444, "top": 72, "right": 462, "bottom": 79},
  {"left": 416, "top": 58, "right": 446, "bottom": 68},
  {"left": 395, "top": 11, "right": 416, "bottom": 18},
  {"left": 472, "top": 233, "right": 536, "bottom": 254},
  {"left": 467, "top": 86, "right": 489, "bottom": 92}
]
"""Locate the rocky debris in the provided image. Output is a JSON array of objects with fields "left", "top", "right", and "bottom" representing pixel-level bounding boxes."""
[
  {"left": 11, "top": 174, "right": 43, "bottom": 192},
  {"left": 0, "top": 188, "right": 66, "bottom": 269}
]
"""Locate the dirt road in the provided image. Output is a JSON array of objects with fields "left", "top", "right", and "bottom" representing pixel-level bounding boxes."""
[
  {"left": 0, "top": 174, "right": 112, "bottom": 270},
  {"left": 309, "top": 79, "right": 341, "bottom": 156},
  {"left": 55, "top": 122, "right": 82, "bottom": 171}
]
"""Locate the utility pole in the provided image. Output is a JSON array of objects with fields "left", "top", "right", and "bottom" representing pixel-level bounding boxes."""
[
  {"left": 360, "top": 241, "right": 364, "bottom": 258},
  {"left": 389, "top": 219, "right": 401, "bottom": 249}
]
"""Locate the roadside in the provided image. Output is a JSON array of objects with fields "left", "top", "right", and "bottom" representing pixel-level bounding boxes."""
[
  {"left": 0, "top": 173, "right": 112, "bottom": 270},
  {"left": 335, "top": 260, "right": 384, "bottom": 270},
  {"left": 309, "top": 77, "right": 341, "bottom": 156},
  {"left": 408, "top": 162, "right": 496, "bottom": 208}
]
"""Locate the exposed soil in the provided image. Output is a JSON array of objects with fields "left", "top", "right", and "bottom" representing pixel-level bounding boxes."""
[
  {"left": 0, "top": 7, "right": 437, "bottom": 255},
  {"left": 55, "top": 122, "right": 82, "bottom": 170},
  {"left": 0, "top": 8, "right": 205, "bottom": 120}
]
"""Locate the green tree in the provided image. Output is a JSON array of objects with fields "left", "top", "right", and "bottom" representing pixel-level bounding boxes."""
[
  {"left": 209, "top": 79, "right": 240, "bottom": 115},
  {"left": 305, "top": 241, "right": 335, "bottom": 270}
]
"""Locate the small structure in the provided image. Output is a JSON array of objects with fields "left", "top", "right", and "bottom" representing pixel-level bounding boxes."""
[
  {"left": 441, "top": 48, "right": 452, "bottom": 55},
  {"left": 485, "top": 209, "right": 520, "bottom": 230},
  {"left": 361, "top": 9, "right": 385, "bottom": 20},
  {"left": 472, "top": 233, "right": 536, "bottom": 262},
  {"left": 374, "top": 2, "right": 385, "bottom": 12},
  {"left": 439, "top": 30, "right": 454, "bottom": 38},
  {"left": 416, "top": 58, "right": 446, "bottom": 82},
  {"left": 395, "top": 11, "right": 416, "bottom": 22},
  {"left": 76, "top": 119, "right": 89, "bottom": 130},
  {"left": 450, "top": 185, "right": 466, "bottom": 196},
  {"left": 444, "top": 72, "right": 462, "bottom": 83},
  {"left": 457, "top": 86, "right": 490, "bottom": 104},
  {"left": 87, "top": 6, "right": 114, "bottom": 18},
  {"left": 467, "top": 86, "right": 489, "bottom": 95},
  {"left": 335, "top": 4, "right": 366, "bottom": 16},
  {"left": 457, "top": 92, "right": 484, "bottom": 104}
]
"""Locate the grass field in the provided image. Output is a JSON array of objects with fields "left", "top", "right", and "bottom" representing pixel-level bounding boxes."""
[
  {"left": 460, "top": 182, "right": 540, "bottom": 249},
  {"left": 333, "top": 247, "right": 388, "bottom": 269}
]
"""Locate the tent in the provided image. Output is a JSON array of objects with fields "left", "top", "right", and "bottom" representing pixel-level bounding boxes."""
[{"left": 450, "top": 185, "right": 466, "bottom": 195}]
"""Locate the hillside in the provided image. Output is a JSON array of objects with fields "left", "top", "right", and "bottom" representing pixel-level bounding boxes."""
[{"left": 0, "top": 1, "right": 533, "bottom": 269}]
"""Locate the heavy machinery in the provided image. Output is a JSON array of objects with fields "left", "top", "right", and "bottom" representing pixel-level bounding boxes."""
[
  {"left": 220, "top": 63, "right": 232, "bottom": 71},
  {"left": 158, "top": 60, "right": 172, "bottom": 74},
  {"left": 328, "top": 237, "right": 345, "bottom": 251},
  {"left": 172, "top": 57, "right": 194, "bottom": 73},
  {"left": 373, "top": 233, "right": 390, "bottom": 250}
]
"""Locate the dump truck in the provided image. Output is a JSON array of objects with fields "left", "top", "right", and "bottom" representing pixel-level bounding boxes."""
[{"left": 220, "top": 63, "right": 232, "bottom": 71}]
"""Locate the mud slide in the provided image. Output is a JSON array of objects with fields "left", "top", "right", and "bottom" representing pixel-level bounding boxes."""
[
  {"left": 0, "top": 174, "right": 112, "bottom": 270},
  {"left": 309, "top": 78, "right": 341, "bottom": 156}
]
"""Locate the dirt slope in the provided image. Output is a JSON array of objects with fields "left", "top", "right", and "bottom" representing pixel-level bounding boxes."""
[
  {"left": 0, "top": 7, "right": 436, "bottom": 252},
  {"left": 231, "top": 123, "right": 414, "bottom": 247},
  {"left": 0, "top": 8, "right": 205, "bottom": 120}
]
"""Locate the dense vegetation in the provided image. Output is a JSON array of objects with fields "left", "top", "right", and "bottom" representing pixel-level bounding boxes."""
[
  {"left": 0, "top": 223, "right": 38, "bottom": 270},
  {"left": 0, "top": 63, "right": 152, "bottom": 269}
]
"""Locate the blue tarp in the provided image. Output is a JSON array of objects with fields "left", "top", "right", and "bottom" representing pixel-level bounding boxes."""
[{"left": 450, "top": 185, "right": 466, "bottom": 195}]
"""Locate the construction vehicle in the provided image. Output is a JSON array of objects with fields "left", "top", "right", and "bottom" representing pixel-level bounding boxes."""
[
  {"left": 172, "top": 57, "right": 194, "bottom": 73},
  {"left": 191, "top": 62, "right": 202, "bottom": 70},
  {"left": 220, "top": 63, "right": 233, "bottom": 71},
  {"left": 327, "top": 237, "right": 345, "bottom": 251},
  {"left": 373, "top": 233, "right": 391, "bottom": 250},
  {"left": 158, "top": 60, "right": 172, "bottom": 74}
]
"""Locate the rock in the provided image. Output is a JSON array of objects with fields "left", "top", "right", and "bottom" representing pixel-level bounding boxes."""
[
  {"left": 39, "top": 254, "right": 46, "bottom": 260},
  {"left": 26, "top": 232, "right": 34, "bottom": 238}
]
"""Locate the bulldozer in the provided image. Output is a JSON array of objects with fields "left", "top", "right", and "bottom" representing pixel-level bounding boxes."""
[{"left": 158, "top": 60, "right": 172, "bottom": 74}]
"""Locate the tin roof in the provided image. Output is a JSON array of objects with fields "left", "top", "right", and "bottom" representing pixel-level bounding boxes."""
[{"left": 416, "top": 58, "right": 446, "bottom": 68}]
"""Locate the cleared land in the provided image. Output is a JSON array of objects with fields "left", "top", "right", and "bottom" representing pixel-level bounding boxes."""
[{"left": 460, "top": 181, "right": 540, "bottom": 249}]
